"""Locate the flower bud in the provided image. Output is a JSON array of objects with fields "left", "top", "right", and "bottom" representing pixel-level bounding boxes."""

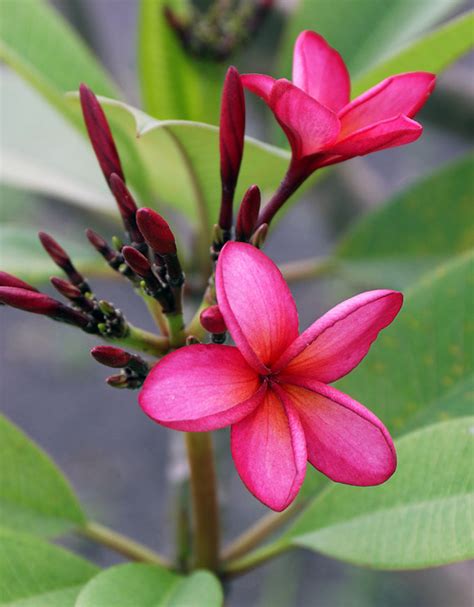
[
  {"left": 91, "top": 345, "right": 132, "bottom": 368},
  {"left": 79, "top": 83, "right": 125, "bottom": 184},
  {"left": 39, "top": 232, "right": 88, "bottom": 289},
  {"left": 106, "top": 373, "right": 129, "bottom": 389},
  {"left": 236, "top": 185, "right": 261, "bottom": 241},
  {"left": 0, "top": 271, "right": 38, "bottom": 292},
  {"left": 250, "top": 223, "right": 268, "bottom": 249},
  {"left": 200, "top": 305, "right": 227, "bottom": 334},
  {"left": 50, "top": 277, "right": 82, "bottom": 300},
  {"left": 136, "top": 208, "right": 177, "bottom": 256},
  {"left": 219, "top": 66, "right": 245, "bottom": 232},
  {"left": 122, "top": 246, "right": 151, "bottom": 278},
  {"left": 86, "top": 229, "right": 116, "bottom": 262},
  {"left": 109, "top": 174, "right": 144, "bottom": 244}
]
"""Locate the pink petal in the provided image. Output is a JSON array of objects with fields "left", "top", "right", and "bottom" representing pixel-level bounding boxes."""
[
  {"left": 275, "top": 290, "right": 402, "bottom": 383},
  {"left": 279, "top": 381, "right": 396, "bottom": 486},
  {"left": 292, "top": 30, "right": 350, "bottom": 112},
  {"left": 330, "top": 115, "right": 422, "bottom": 159},
  {"left": 269, "top": 80, "right": 341, "bottom": 158},
  {"left": 339, "top": 72, "right": 435, "bottom": 137},
  {"left": 216, "top": 242, "right": 299, "bottom": 373},
  {"left": 231, "top": 388, "right": 307, "bottom": 511},
  {"left": 139, "top": 344, "right": 265, "bottom": 431},
  {"left": 241, "top": 73, "right": 276, "bottom": 102}
]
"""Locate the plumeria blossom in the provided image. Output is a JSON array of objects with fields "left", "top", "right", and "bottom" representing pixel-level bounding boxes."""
[
  {"left": 241, "top": 30, "right": 436, "bottom": 225},
  {"left": 140, "top": 243, "right": 402, "bottom": 511}
]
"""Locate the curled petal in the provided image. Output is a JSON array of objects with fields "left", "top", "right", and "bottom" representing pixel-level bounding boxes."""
[
  {"left": 339, "top": 72, "right": 435, "bottom": 137},
  {"left": 331, "top": 115, "right": 422, "bottom": 159},
  {"left": 216, "top": 242, "right": 299, "bottom": 373},
  {"left": 292, "top": 30, "right": 350, "bottom": 112},
  {"left": 269, "top": 80, "right": 340, "bottom": 159},
  {"left": 231, "top": 388, "right": 307, "bottom": 511},
  {"left": 275, "top": 290, "right": 402, "bottom": 382},
  {"left": 241, "top": 73, "right": 276, "bottom": 102},
  {"left": 139, "top": 344, "right": 264, "bottom": 431},
  {"left": 279, "top": 381, "right": 396, "bottom": 486}
]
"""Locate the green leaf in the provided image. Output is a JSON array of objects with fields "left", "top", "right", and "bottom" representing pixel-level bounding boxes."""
[
  {"left": 0, "top": 529, "right": 98, "bottom": 605},
  {"left": 353, "top": 11, "right": 474, "bottom": 97},
  {"left": 0, "top": 414, "right": 86, "bottom": 537},
  {"left": 66, "top": 95, "right": 290, "bottom": 232},
  {"left": 337, "top": 251, "right": 474, "bottom": 436},
  {"left": 287, "top": 417, "right": 474, "bottom": 569},
  {"left": 279, "top": 0, "right": 465, "bottom": 80},
  {"left": 138, "top": 0, "right": 224, "bottom": 124},
  {"left": 0, "top": 226, "right": 110, "bottom": 285},
  {"left": 75, "top": 563, "right": 223, "bottom": 607},
  {"left": 0, "top": 0, "right": 119, "bottom": 126},
  {"left": 333, "top": 154, "right": 474, "bottom": 288},
  {"left": 0, "top": 72, "right": 112, "bottom": 214}
]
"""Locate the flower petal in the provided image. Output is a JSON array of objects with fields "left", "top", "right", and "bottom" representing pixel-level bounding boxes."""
[
  {"left": 231, "top": 388, "right": 307, "bottom": 511},
  {"left": 241, "top": 73, "right": 276, "bottom": 102},
  {"left": 339, "top": 72, "right": 435, "bottom": 137},
  {"left": 269, "top": 79, "right": 341, "bottom": 158},
  {"left": 275, "top": 290, "right": 402, "bottom": 383},
  {"left": 330, "top": 115, "right": 422, "bottom": 159},
  {"left": 216, "top": 242, "right": 299, "bottom": 372},
  {"left": 139, "top": 344, "right": 265, "bottom": 431},
  {"left": 292, "top": 30, "right": 350, "bottom": 112},
  {"left": 279, "top": 381, "right": 396, "bottom": 486}
]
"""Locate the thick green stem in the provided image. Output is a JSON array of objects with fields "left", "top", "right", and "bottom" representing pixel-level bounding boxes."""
[
  {"left": 142, "top": 293, "right": 169, "bottom": 336},
  {"left": 81, "top": 522, "right": 172, "bottom": 568},
  {"left": 185, "top": 432, "right": 220, "bottom": 571},
  {"left": 166, "top": 310, "right": 186, "bottom": 348},
  {"left": 115, "top": 324, "right": 169, "bottom": 357},
  {"left": 222, "top": 540, "right": 290, "bottom": 578},
  {"left": 186, "top": 281, "right": 216, "bottom": 340}
]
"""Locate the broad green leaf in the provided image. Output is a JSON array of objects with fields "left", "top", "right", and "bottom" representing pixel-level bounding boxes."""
[
  {"left": 139, "top": 0, "right": 224, "bottom": 124},
  {"left": 0, "top": 226, "right": 110, "bottom": 285},
  {"left": 0, "top": 0, "right": 119, "bottom": 126},
  {"left": 337, "top": 251, "right": 474, "bottom": 436},
  {"left": 286, "top": 417, "right": 474, "bottom": 569},
  {"left": 0, "top": 529, "right": 98, "bottom": 606},
  {"left": 353, "top": 11, "right": 474, "bottom": 97},
  {"left": 279, "top": 0, "right": 465, "bottom": 80},
  {"left": 333, "top": 154, "right": 474, "bottom": 288},
  {"left": 75, "top": 563, "right": 223, "bottom": 607},
  {"left": 0, "top": 72, "right": 112, "bottom": 214},
  {"left": 0, "top": 414, "right": 86, "bottom": 537},
  {"left": 66, "top": 95, "right": 290, "bottom": 232}
]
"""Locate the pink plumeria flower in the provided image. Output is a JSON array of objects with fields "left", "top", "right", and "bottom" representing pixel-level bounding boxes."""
[
  {"left": 242, "top": 31, "right": 436, "bottom": 225},
  {"left": 139, "top": 243, "right": 402, "bottom": 511}
]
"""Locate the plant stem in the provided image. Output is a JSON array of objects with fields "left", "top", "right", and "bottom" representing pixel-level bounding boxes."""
[
  {"left": 185, "top": 432, "right": 220, "bottom": 571},
  {"left": 279, "top": 256, "right": 334, "bottom": 284},
  {"left": 116, "top": 324, "right": 169, "bottom": 357},
  {"left": 186, "top": 280, "right": 216, "bottom": 340},
  {"left": 81, "top": 521, "right": 172, "bottom": 568},
  {"left": 142, "top": 293, "right": 169, "bottom": 336},
  {"left": 222, "top": 540, "right": 290, "bottom": 578},
  {"left": 222, "top": 501, "right": 302, "bottom": 562}
]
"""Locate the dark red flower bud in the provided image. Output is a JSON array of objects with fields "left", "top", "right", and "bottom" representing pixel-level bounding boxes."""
[
  {"left": 251, "top": 223, "right": 268, "bottom": 249},
  {"left": 79, "top": 84, "right": 125, "bottom": 184},
  {"left": 122, "top": 246, "right": 151, "bottom": 278},
  {"left": 86, "top": 229, "right": 113, "bottom": 259},
  {"left": 136, "top": 208, "right": 177, "bottom": 255},
  {"left": 0, "top": 271, "right": 38, "bottom": 292},
  {"left": 106, "top": 373, "right": 129, "bottom": 388},
  {"left": 91, "top": 345, "right": 132, "bottom": 368},
  {"left": 50, "top": 277, "right": 82, "bottom": 300},
  {"left": 200, "top": 305, "right": 227, "bottom": 334},
  {"left": 109, "top": 174, "right": 144, "bottom": 244},
  {"left": 219, "top": 66, "right": 246, "bottom": 232},
  {"left": 236, "top": 185, "right": 261, "bottom": 241},
  {"left": 38, "top": 232, "right": 86, "bottom": 288}
]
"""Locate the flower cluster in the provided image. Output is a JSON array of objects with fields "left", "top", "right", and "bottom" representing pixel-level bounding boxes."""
[{"left": 0, "top": 30, "right": 435, "bottom": 510}]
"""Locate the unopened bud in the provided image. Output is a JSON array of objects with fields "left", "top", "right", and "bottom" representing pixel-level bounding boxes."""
[
  {"left": 106, "top": 372, "right": 129, "bottom": 389},
  {"left": 91, "top": 345, "right": 132, "bottom": 368},
  {"left": 79, "top": 83, "right": 125, "bottom": 184},
  {"left": 0, "top": 271, "right": 38, "bottom": 292},
  {"left": 250, "top": 223, "right": 268, "bottom": 249},
  {"left": 50, "top": 277, "right": 82, "bottom": 300},
  {"left": 200, "top": 305, "right": 227, "bottom": 334},
  {"left": 236, "top": 185, "right": 261, "bottom": 241},
  {"left": 136, "top": 208, "right": 177, "bottom": 256},
  {"left": 122, "top": 246, "right": 151, "bottom": 278},
  {"left": 219, "top": 66, "right": 245, "bottom": 232},
  {"left": 98, "top": 299, "right": 116, "bottom": 316},
  {"left": 39, "top": 232, "right": 88, "bottom": 289},
  {"left": 109, "top": 174, "right": 144, "bottom": 244}
]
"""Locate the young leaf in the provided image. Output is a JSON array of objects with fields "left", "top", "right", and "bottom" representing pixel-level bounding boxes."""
[
  {"left": 138, "top": 0, "right": 224, "bottom": 124},
  {"left": 0, "top": 414, "right": 86, "bottom": 537},
  {"left": 0, "top": 529, "right": 98, "bottom": 605},
  {"left": 75, "top": 563, "right": 223, "bottom": 607},
  {"left": 336, "top": 251, "right": 474, "bottom": 436},
  {"left": 334, "top": 154, "right": 474, "bottom": 288},
  {"left": 286, "top": 417, "right": 474, "bottom": 569}
]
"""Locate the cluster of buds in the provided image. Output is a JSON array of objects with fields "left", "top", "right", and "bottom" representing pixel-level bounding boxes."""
[
  {"left": 164, "top": 0, "right": 274, "bottom": 62},
  {"left": 91, "top": 346, "right": 149, "bottom": 389}
]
